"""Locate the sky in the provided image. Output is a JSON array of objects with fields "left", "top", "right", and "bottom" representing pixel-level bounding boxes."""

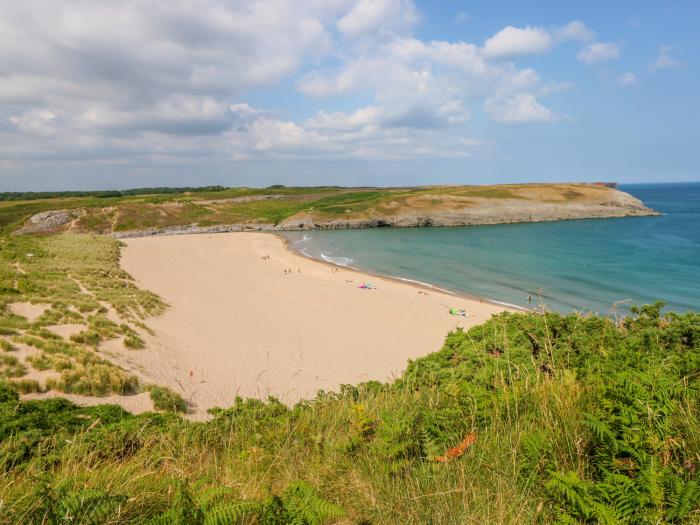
[{"left": 0, "top": 0, "right": 698, "bottom": 191}]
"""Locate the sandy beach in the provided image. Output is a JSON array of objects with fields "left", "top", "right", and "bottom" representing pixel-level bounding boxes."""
[{"left": 118, "top": 232, "right": 510, "bottom": 418}]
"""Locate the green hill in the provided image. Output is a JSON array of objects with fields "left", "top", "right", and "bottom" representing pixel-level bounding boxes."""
[{"left": 3, "top": 183, "right": 656, "bottom": 236}]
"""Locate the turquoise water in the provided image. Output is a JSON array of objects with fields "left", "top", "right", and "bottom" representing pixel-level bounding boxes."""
[{"left": 282, "top": 183, "right": 700, "bottom": 314}]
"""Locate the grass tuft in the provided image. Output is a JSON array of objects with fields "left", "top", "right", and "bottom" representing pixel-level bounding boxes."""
[{"left": 149, "top": 385, "right": 188, "bottom": 413}]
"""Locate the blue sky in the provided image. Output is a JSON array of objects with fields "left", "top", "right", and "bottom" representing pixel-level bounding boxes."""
[{"left": 0, "top": 0, "right": 697, "bottom": 190}]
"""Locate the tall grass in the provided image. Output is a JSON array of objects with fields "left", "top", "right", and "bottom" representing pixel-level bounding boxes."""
[
  {"left": 1, "top": 304, "right": 698, "bottom": 523},
  {"left": 0, "top": 234, "right": 164, "bottom": 397}
]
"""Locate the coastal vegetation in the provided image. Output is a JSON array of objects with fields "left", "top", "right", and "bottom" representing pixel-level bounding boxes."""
[
  {"left": 0, "top": 233, "right": 164, "bottom": 397},
  {"left": 2, "top": 183, "right": 655, "bottom": 235},
  {"left": 2, "top": 220, "right": 697, "bottom": 523},
  {"left": 1, "top": 228, "right": 699, "bottom": 524},
  {"left": 0, "top": 187, "right": 229, "bottom": 202}
]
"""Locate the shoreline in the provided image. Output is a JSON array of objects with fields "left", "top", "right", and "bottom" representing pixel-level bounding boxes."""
[
  {"left": 108, "top": 211, "right": 659, "bottom": 240},
  {"left": 276, "top": 232, "right": 532, "bottom": 313},
  {"left": 117, "top": 231, "right": 515, "bottom": 418}
]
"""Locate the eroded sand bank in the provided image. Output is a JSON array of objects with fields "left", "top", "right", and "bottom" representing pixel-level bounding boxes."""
[{"left": 119, "top": 232, "right": 510, "bottom": 418}]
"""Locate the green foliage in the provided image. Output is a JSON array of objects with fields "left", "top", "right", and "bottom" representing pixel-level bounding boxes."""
[
  {"left": 0, "top": 304, "right": 698, "bottom": 523},
  {"left": 1, "top": 183, "right": 615, "bottom": 234},
  {"left": 0, "top": 186, "right": 228, "bottom": 202},
  {"left": 46, "top": 363, "right": 139, "bottom": 396},
  {"left": 208, "top": 396, "right": 290, "bottom": 428},
  {"left": 0, "top": 380, "right": 19, "bottom": 402},
  {"left": 0, "top": 233, "right": 167, "bottom": 396},
  {"left": 149, "top": 385, "right": 188, "bottom": 413},
  {"left": 0, "top": 353, "right": 26, "bottom": 378},
  {"left": 26, "top": 481, "right": 127, "bottom": 525},
  {"left": 147, "top": 479, "right": 345, "bottom": 525},
  {"left": 7, "top": 378, "right": 43, "bottom": 394}
]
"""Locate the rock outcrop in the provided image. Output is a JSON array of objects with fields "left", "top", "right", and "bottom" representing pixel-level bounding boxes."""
[{"left": 14, "top": 209, "right": 77, "bottom": 234}]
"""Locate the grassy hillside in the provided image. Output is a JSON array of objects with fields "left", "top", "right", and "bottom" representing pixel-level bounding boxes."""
[
  {"left": 3, "top": 183, "right": 654, "bottom": 235},
  {"left": 1, "top": 301, "right": 699, "bottom": 523},
  {"left": 1, "top": 227, "right": 696, "bottom": 523}
]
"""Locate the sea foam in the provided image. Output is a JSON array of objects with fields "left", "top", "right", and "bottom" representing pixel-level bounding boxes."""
[{"left": 320, "top": 253, "right": 354, "bottom": 266}]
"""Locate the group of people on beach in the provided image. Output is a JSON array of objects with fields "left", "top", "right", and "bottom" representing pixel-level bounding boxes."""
[{"left": 260, "top": 254, "right": 300, "bottom": 274}]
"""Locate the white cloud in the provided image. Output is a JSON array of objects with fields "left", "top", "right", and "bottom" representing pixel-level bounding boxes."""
[
  {"left": 1, "top": 2, "right": 588, "bottom": 181},
  {"left": 297, "top": 35, "right": 558, "bottom": 126},
  {"left": 0, "top": 1, "right": 340, "bottom": 102},
  {"left": 10, "top": 109, "right": 62, "bottom": 136},
  {"left": 482, "top": 26, "right": 553, "bottom": 59},
  {"left": 577, "top": 42, "right": 620, "bottom": 65},
  {"left": 336, "top": 0, "right": 419, "bottom": 38},
  {"left": 227, "top": 103, "right": 476, "bottom": 160},
  {"left": 649, "top": 45, "right": 682, "bottom": 72},
  {"left": 484, "top": 93, "right": 557, "bottom": 124},
  {"left": 617, "top": 72, "right": 638, "bottom": 87},
  {"left": 556, "top": 21, "right": 595, "bottom": 43},
  {"left": 0, "top": 0, "right": 353, "bottom": 167}
]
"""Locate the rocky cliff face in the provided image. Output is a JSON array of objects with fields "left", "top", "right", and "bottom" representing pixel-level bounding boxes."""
[{"left": 279, "top": 188, "right": 655, "bottom": 230}]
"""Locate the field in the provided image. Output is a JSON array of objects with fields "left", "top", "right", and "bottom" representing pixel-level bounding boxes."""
[{"left": 0, "top": 232, "right": 699, "bottom": 523}]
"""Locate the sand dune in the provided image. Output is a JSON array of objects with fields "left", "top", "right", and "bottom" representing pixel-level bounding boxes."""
[{"left": 119, "top": 232, "right": 510, "bottom": 418}]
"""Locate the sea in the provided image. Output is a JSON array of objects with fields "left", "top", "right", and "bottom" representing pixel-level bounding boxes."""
[{"left": 281, "top": 182, "right": 700, "bottom": 315}]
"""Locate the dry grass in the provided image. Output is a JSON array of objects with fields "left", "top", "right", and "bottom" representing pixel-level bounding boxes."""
[
  {"left": 0, "top": 233, "right": 165, "bottom": 397},
  {"left": 3, "top": 183, "right": 629, "bottom": 235}
]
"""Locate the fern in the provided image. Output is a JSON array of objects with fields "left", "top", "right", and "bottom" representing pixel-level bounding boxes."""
[
  {"left": 666, "top": 479, "right": 700, "bottom": 521},
  {"left": 27, "top": 483, "right": 127, "bottom": 525},
  {"left": 203, "top": 501, "right": 262, "bottom": 525},
  {"left": 146, "top": 479, "right": 344, "bottom": 525},
  {"left": 281, "top": 481, "right": 346, "bottom": 525}
]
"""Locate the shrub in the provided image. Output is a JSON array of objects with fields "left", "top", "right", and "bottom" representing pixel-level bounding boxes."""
[
  {"left": 149, "top": 386, "right": 188, "bottom": 413},
  {"left": 146, "top": 479, "right": 345, "bottom": 525},
  {"left": 0, "top": 354, "right": 26, "bottom": 378},
  {"left": 47, "top": 364, "right": 139, "bottom": 396},
  {"left": 124, "top": 334, "right": 145, "bottom": 349},
  {"left": 1, "top": 305, "right": 699, "bottom": 523},
  {"left": 70, "top": 330, "right": 102, "bottom": 346},
  {"left": 0, "top": 381, "right": 19, "bottom": 403},
  {"left": 8, "top": 378, "right": 43, "bottom": 394}
]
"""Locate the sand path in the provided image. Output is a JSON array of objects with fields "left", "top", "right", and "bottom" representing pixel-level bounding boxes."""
[{"left": 120, "top": 232, "right": 509, "bottom": 418}]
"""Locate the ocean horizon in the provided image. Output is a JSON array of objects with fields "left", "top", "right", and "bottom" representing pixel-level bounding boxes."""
[{"left": 283, "top": 182, "right": 700, "bottom": 315}]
